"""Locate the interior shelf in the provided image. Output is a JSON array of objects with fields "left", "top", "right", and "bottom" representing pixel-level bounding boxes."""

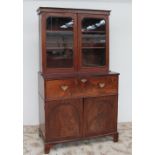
[
  {"left": 46, "top": 47, "right": 73, "bottom": 50},
  {"left": 82, "top": 31, "right": 105, "bottom": 34},
  {"left": 82, "top": 63, "right": 102, "bottom": 67},
  {"left": 47, "top": 57, "right": 72, "bottom": 60},
  {"left": 82, "top": 47, "right": 105, "bottom": 49},
  {"left": 46, "top": 31, "right": 73, "bottom": 35},
  {"left": 82, "top": 34, "right": 106, "bottom": 38}
]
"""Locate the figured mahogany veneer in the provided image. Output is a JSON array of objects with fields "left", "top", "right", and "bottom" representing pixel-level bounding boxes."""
[
  {"left": 37, "top": 7, "right": 119, "bottom": 154},
  {"left": 77, "top": 76, "right": 118, "bottom": 98},
  {"left": 46, "top": 79, "right": 75, "bottom": 100},
  {"left": 46, "top": 99, "right": 83, "bottom": 141},
  {"left": 45, "top": 75, "right": 118, "bottom": 100},
  {"left": 84, "top": 96, "right": 118, "bottom": 136}
]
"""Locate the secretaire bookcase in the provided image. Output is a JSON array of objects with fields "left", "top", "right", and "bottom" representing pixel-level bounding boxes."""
[{"left": 37, "top": 7, "right": 119, "bottom": 154}]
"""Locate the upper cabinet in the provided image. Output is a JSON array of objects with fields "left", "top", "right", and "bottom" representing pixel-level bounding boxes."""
[{"left": 38, "top": 8, "right": 110, "bottom": 75}]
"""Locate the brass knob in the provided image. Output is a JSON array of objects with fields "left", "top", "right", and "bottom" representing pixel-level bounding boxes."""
[
  {"left": 61, "top": 85, "right": 68, "bottom": 91},
  {"left": 81, "top": 79, "right": 87, "bottom": 83},
  {"left": 98, "top": 83, "right": 105, "bottom": 88}
]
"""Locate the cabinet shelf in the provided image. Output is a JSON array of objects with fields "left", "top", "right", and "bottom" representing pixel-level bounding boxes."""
[
  {"left": 82, "top": 31, "right": 105, "bottom": 34},
  {"left": 82, "top": 47, "right": 105, "bottom": 49},
  {"left": 46, "top": 42, "right": 73, "bottom": 44},
  {"left": 46, "top": 31, "right": 73, "bottom": 35},
  {"left": 83, "top": 63, "right": 102, "bottom": 67},
  {"left": 46, "top": 47, "right": 73, "bottom": 50},
  {"left": 47, "top": 57, "right": 72, "bottom": 60},
  {"left": 82, "top": 34, "right": 106, "bottom": 39}
]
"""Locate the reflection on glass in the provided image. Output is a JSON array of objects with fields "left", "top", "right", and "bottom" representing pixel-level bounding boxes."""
[
  {"left": 81, "top": 18, "right": 106, "bottom": 67},
  {"left": 82, "top": 18, "right": 105, "bottom": 32},
  {"left": 60, "top": 20, "right": 73, "bottom": 29},
  {"left": 46, "top": 17, "right": 74, "bottom": 68}
]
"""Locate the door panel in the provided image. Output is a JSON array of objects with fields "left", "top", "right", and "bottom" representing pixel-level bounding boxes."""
[
  {"left": 78, "top": 14, "right": 109, "bottom": 72},
  {"left": 84, "top": 96, "right": 117, "bottom": 136},
  {"left": 43, "top": 13, "right": 78, "bottom": 73},
  {"left": 46, "top": 99, "right": 82, "bottom": 141}
]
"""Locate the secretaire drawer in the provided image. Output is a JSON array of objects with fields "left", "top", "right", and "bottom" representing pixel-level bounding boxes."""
[
  {"left": 77, "top": 75, "right": 118, "bottom": 97},
  {"left": 45, "top": 79, "right": 75, "bottom": 100},
  {"left": 90, "top": 76, "right": 118, "bottom": 94},
  {"left": 45, "top": 76, "right": 118, "bottom": 100}
]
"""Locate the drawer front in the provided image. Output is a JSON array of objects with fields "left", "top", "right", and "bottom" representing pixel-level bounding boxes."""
[
  {"left": 45, "top": 75, "right": 118, "bottom": 100},
  {"left": 90, "top": 76, "right": 118, "bottom": 95},
  {"left": 77, "top": 76, "right": 118, "bottom": 97},
  {"left": 46, "top": 79, "right": 75, "bottom": 100}
]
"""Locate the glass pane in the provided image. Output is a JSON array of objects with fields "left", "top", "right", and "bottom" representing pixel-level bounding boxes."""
[
  {"left": 46, "top": 16, "right": 74, "bottom": 68},
  {"left": 81, "top": 18, "right": 106, "bottom": 67}
]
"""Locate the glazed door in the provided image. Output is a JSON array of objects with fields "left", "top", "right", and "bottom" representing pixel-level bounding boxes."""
[
  {"left": 84, "top": 96, "right": 117, "bottom": 137},
  {"left": 43, "top": 13, "right": 78, "bottom": 73},
  {"left": 45, "top": 99, "right": 83, "bottom": 141},
  {"left": 78, "top": 14, "right": 109, "bottom": 73}
]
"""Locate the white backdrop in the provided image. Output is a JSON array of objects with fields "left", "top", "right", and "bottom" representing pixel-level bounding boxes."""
[{"left": 23, "top": 0, "right": 132, "bottom": 125}]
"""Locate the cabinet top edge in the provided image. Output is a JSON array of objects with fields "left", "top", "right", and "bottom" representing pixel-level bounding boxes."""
[
  {"left": 38, "top": 71, "right": 119, "bottom": 80},
  {"left": 37, "top": 7, "right": 111, "bottom": 15}
]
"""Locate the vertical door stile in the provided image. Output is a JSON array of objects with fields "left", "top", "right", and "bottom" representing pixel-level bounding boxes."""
[
  {"left": 105, "top": 15, "right": 109, "bottom": 71},
  {"left": 73, "top": 13, "right": 78, "bottom": 72},
  {"left": 77, "top": 13, "right": 80, "bottom": 71}
]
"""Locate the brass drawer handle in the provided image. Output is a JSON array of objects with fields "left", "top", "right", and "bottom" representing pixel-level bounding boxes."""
[
  {"left": 81, "top": 79, "right": 87, "bottom": 83},
  {"left": 98, "top": 83, "right": 105, "bottom": 88},
  {"left": 61, "top": 85, "right": 68, "bottom": 91}
]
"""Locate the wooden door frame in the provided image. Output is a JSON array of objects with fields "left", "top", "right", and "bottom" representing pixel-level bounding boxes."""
[
  {"left": 77, "top": 13, "right": 109, "bottom": 73},
  {"left": 41, "top": 12, "right": 78, "bottom": 74}
]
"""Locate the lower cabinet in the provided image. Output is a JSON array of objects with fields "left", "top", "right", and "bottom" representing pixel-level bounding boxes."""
[
  {"left": 45, "top": 95, "right": 117, "bottom": 142},
  {"left": 45, "top": 99, "right": 83, "bottom": 141},
  {"left": 84, "top": 95, "right": 118, "bottom": 137}
]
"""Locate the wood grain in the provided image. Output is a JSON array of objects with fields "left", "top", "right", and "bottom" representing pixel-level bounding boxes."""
[{"left": 45, "top": 99, "right": 83, "bottom": 141}]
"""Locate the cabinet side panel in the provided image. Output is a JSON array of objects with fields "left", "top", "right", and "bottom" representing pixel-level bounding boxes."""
[
  {"left": 39, "top": 95, "right": 45, "bottom": 138},
  {"left": 39, "top": 14, "right": 42, "bottom": 72},
  {"left": 38, "top": 73, "right": 45, "bottom": 99}
]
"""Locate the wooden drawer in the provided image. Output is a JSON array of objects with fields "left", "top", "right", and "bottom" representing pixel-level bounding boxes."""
[
  {"left": 76, "top": 76, "right": 118, "bottom": 97},
  {"left": 46, "top": 79, "right": 75, "bottom": 100},
  {"left": 45, "top": 75, "right": 118, "bottom": 100},
  {"left": 90, "top": 76, "right": 118, "bottom": 94}
]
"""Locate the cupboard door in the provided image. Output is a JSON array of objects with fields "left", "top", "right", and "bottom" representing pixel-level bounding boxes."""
[
  {"left": 43, "top": 13, "right": 78, "bottom": 72},
  {"left": 46, "top": 99, "right": 82, "bottom": 141},
  {"left": 78, "top": 14, "right": 109, "bottom": 72},
  {"left": 84, "top": 96, "right": 117, "bottom": 136}
]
